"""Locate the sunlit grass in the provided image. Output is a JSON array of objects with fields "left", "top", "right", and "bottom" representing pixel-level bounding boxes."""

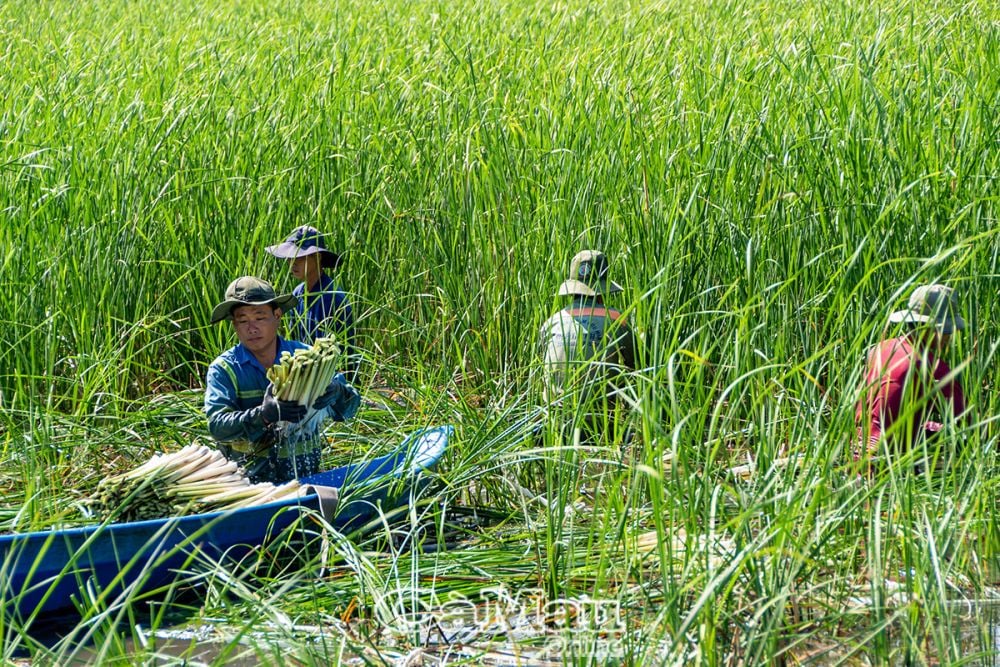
[{"left": 0, "top": 0, "right": 997, "bottom": 662}]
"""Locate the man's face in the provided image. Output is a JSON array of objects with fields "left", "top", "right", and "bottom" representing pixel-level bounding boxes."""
[
  {"left": 232, "top": 305, "right": 281, "bottom": 356},
  {"left": 918, "top": 327, "right": 953, "bottom": 354},
  {"left": 289, "top": 255, "right": 319, "bottom": 282}
]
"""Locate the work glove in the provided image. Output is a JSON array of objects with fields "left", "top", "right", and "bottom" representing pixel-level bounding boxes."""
[
  {"left": 312, "top": 382, "right": 344, "bottom": 412},
  {"left": 312, "top": 375, "right": 362, "bottom": 420},
  {"left": 260, "top": 384, "right": 308, "bottom": 424}
]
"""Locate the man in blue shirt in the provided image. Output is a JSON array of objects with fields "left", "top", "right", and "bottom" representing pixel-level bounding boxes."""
[
  {"left": 204, "top": 276, "right": 361, "bottom": 484},
  {"left": 266, "top": 226, "right": 357, "bottom": 378}
]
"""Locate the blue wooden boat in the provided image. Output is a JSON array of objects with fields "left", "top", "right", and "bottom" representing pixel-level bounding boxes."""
[{"left": 0, "top": 426, "right": 450, "bottom": 623}]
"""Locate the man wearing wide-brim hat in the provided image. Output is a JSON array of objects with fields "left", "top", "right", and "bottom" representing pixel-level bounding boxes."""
[
  {"left": 855, "top": 283, "right": 968, "bottom": 458},
  {"left": 539, "top": 250, "right": 640, "bottom": 443},
  {"left": 204, "top": 276, "right": 360, "bottom": 484},
  {"left": 266, "top": 226, "right": 357, "bottom": 378}
]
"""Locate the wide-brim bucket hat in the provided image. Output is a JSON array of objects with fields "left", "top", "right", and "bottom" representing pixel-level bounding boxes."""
[
  {"left": 266, "top": 226, "right": 342, "bottom": 269},
  {"left": 887, "top": 283, "right": 965, "bottom": 334},
  {"left": 557, "top": 249, "right": 624, "bottom": 297},
  {"left": 210, "top": 276, "right": 298, "bottom": 324}
]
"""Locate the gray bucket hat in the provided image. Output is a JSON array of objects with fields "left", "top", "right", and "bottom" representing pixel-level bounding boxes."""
[
  {"left": 557, "top": 250, "right": 623, "bottom": 297},
  {"left": 887, "top": 283, "right": 965, "bottom": 334},
  {"left": 210, "top": 276, "right": 298, "bottom": 324},
  {"left": 265, "top": 226, "right": 342, "bottom": 269}
]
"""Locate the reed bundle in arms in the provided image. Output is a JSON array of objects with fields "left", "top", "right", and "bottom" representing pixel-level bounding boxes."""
[{"left": 267, "top": 337, "right": 343, "bottom": 406}]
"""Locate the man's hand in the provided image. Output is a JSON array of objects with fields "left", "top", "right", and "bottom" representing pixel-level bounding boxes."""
[
  {"left": 260, "top": 384, "right": 308, "bottom": 424},
  {"left": 312, "top": 382, "right": 344, "bottom": 412},
  {"left": 312, "top": 376, "right": 361, "bottom": 420}
]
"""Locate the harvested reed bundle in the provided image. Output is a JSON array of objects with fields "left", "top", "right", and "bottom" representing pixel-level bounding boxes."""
[
  {"left": 90, "top": 445, "right": 304, "bottom": 522},
  {"left": 267, "top": 337, "right": 342, "bottom": 406}
]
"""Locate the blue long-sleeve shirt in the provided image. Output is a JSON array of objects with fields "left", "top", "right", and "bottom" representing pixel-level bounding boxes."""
[
  {"left": 204, "top": 337, "right": 360, "bottom": 453},
  {"left": 291, "top": 274, "right": 355, "bottom": 349}
]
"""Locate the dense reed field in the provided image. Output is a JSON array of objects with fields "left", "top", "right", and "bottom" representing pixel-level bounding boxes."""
[{"left": 1, "top": 0, "right": 998, "bottom": 662}]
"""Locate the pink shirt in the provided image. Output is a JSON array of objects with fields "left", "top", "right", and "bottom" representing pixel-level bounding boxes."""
[{"left": 856, "top": 336, "right": 965, "bottom": 451}]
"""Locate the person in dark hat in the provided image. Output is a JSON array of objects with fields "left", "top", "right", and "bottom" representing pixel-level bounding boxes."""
[
  {"left": 539, "top": 250, "right": 640, "bottom": 443},
  {"left": 204, "top": 276, "right": 361, "bottom": 484},
  {"left": 855, "top": 283, "right": 968, "bottom": 459},
  {"left": 266, "top": 226, "right": 357, "bottom": 376}
]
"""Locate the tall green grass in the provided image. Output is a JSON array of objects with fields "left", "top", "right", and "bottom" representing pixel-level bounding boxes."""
[{"left": 0, "top": 0, "right": 997, "bottom": 662}]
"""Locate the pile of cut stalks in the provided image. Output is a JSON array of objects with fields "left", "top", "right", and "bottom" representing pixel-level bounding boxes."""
[
  {"left": 91, "top": 339, "right": 345, "bottom": 523},
  {"left": 91, "top": 445, "right": 304, "bottom": 523}
]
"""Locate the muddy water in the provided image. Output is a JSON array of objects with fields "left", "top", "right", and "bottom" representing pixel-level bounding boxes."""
[
  {"left": 945, "top": 602, "right": 1000, "bottom": 666},
  {"left": 17, "top": 600, "right": 1000, "bottom": 664},
  {"left": 793, "top": 601, "right": 1000, "bottom": 666},
  {"left": 46, "top": 623, "right": 365, "bottom": 666}
]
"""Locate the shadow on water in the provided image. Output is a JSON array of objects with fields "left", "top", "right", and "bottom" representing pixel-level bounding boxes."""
[
  {"left": 5, "top": 589, "right": 308, "bottom": 666},
  {"left": 3, "top": 586, "right": 202, "bottom": 657},
  {"left": 795, "top": 601, "right": 1000, "bottom": 666},
  {"left": 9, "top": 587, "right": 1000, "bottom": 665},
  {"left": 947, "top": 601, "right": 1000, "bottom": 667}
]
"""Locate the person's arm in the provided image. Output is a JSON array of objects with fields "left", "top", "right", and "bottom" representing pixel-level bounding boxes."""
[
  {"left": 330, "top": 292, "right": 355, "bottom": 345},
  {"left": 541, "top": 312, "right": 579, "bottom": 398},
  {"left": 861, "top": 358, "right": 905, "bottom": 448},
  {"left": 935, "top": 360, "right": 967, "bottom": 423},
  {"left": 311, "top": 373, "right": 361, "bottom": 422},
  {"left": 204, "top": 362, "right": 270, "bottom": 443},
  {"left": 617, "top": 323, "right": 640, "bottom": 371}
]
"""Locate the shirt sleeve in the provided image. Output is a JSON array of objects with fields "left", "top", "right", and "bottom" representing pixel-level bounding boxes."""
[
  {"left": 935, "top": 361, "right": 967, "bottom": 421},
  {"left": 323, "top": 373, "right": 361, "bottom": 422},
  {"left": 875, "top": 377, "right": 905, "bottom": 435},
  {"left": 204, "top": 362, "right": 269, "bottom": 443},
  {"left": 540, "top": 312, "right": 580, "bottom": 396},
  {"left": 860, "top": 349, "right": 904, "bottom": 443},
  {"left": 616, "top": 323, "right": 640, "bottom": 371},
  {"left": 330, "top": 292, "right": 355, "bottom": 341}
]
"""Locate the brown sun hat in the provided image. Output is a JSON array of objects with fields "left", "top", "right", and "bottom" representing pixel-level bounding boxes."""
[
  {"left": 557, "top": 250, "right": 624, "bottom": 297},
  {"left": 887, "top": 283, "right": 965, "bottom": 334},
  {"left": 210, "top": 276, "right": 298, "bottom": 324}
]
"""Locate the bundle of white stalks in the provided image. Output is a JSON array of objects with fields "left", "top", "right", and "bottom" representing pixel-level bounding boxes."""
[
  {"left": 91, "top": 444, "right": 305, "bottom": 522},
  {"left": 267, "top": 337, "right": 342, "bottom": 407}
]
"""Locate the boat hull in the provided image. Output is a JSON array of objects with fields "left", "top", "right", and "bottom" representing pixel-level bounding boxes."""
[{"left": 0, "top": 426, "right": 450, "bottom": 621}]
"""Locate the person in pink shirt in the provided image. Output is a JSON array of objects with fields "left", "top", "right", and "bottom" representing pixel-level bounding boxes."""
[{"left": 856, "top": 284, "right": 967, "bottom": 457}]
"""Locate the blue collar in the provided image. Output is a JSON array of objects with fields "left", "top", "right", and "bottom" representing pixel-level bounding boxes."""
[{"left": 233, "top": 337, "right": 294, "bottom": 367}]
